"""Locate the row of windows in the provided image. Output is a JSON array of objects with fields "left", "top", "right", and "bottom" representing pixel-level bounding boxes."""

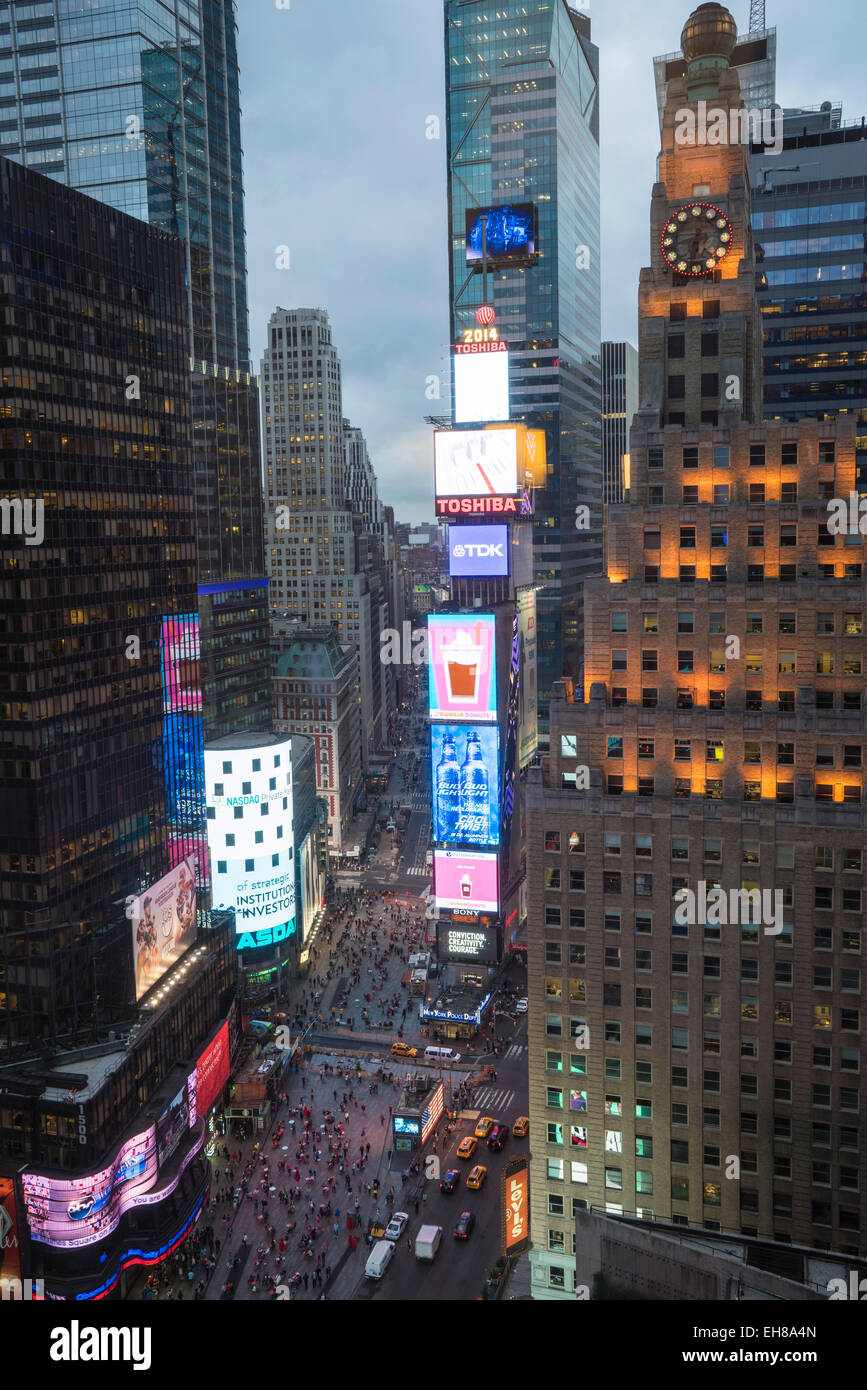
[
  {"left": 607, "top": 688, "right": 864, "bottom": 711},
  {"left": 612, "top": 648, "right": 863, "bottom": 674},
  {"left": 545, "top": 997, "right": 860, "bottom": 1027},
  {"left": 545, "top": 831, "right": 864, "bottom": 872},
  {"left": 611, "top": 610, "right": 863, "bottom": 634},
  {"left": 645, "top": 440, "right": 828, "bottom": 469},
  {"left": 544, "top": 1041, "right": 859, "bottom": 1071}
]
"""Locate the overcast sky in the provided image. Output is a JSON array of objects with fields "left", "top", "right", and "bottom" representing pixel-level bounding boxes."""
[{"left": 239, "top": 0, "right": 863, "bottom": 524}]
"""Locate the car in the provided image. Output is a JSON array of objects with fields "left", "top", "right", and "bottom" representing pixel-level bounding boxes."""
[
  {"left": 512, "top": 1116, "right": 530, "bottom": 1139},
  {"left": 516, "top": 998, "right": 528, "bottom": 1014},
  {"left": 474, "top": 1115, "right": 495, "bottom": 1139},
  {"left": 456, "top": 1136, "right": 477, "bottom": 1160},
  {"left": 453, "top": 1211, "right": 476, "bottom": 1240},
  {"left": 385, "top": 1211, "right": 409, "bottom": 1241},
  {"left": 466, "top": 1165, "right": 487, "bottom": 1191},
  {"left": 487, "top": 1123, "right": 509, "bottom": 1152},
  {"left": 391, "top": 1041, "right": 418, "bottom": 1058},
  {"left": 440, "top": 1169, "right": 460, "bottom": 1194}
]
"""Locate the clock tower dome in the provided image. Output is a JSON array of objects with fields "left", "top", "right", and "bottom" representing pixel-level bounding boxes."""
[{"left": 637, "top": 2, "right": 764, "bottom": 429}]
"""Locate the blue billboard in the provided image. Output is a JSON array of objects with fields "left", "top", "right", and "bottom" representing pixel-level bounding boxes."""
[
  {"left": 431, "top": 723, "right": 500, "bottom": 848},
  {"left": 448, "top": 524, "right": 509, "bottom": 578}
]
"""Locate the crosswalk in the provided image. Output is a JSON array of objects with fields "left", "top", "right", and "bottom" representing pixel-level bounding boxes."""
[
  {"left": 504, "top": 1043, "right": 527, "bottom": 1060},
  {"left": 404, "top": 866, "right": 430, "bottom": 877},
  {"left": 473, "top": 1086, "right": 517, "bottom": 1112}
]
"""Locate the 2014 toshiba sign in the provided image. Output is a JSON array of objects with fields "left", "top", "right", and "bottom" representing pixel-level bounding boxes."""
[{"left": 204, "top": 735, "right": 297, "bottom": 950}]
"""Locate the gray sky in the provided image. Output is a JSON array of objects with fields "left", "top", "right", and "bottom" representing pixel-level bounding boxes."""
[{"left": 239, "top": 0, "right": 864, "bottom": 524}]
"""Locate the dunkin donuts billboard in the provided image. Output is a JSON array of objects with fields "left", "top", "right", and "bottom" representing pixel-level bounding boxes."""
[
  {"left": 427, "top": 614, "right": 496, "bottom": 724},
  {"left": 433, "top": 849, "right": 499, "bottom": 915}
]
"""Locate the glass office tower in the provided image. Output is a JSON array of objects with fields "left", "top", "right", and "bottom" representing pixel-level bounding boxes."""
[
  {"left": 2, "top": 0, "right": 270, "bottom": 751},
  {"left": 0, "top": 0, "right": 249, "bottom": 372},
  {"left": 444, "top": 0, "right": 602, "bottom": 736}
]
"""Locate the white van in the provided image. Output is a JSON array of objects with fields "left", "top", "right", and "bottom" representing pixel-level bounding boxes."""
[
  {"left": 365, "top": 1239, "right": 396, "bottom": 1280},
  {"left": 424, "top": 1045, "right": 462, "bottom": 1064}
]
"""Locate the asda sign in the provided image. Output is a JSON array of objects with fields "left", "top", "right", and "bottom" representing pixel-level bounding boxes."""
[{"left": 236, "top": 920, "right": 296, "bottom": 951}]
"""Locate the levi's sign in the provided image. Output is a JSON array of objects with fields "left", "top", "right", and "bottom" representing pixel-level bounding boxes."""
[{"left": 448, "top": 523, "right": 509, "bottom": 578}]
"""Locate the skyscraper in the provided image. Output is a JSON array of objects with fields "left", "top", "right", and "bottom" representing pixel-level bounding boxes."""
[
  {"left": 444, "top": 0, "right": 602, "bottom": 735},
  {"left": 2, "top": 0, "right": 271, "bottom": 750},
  {"left": 750, "top": 106, "right": 867, "bottom": 487},
  {"left": 262, "top": 307, "right": 396, "bottom": 768},
  {"left": 0, "top": 155, "right": 197, "bottom": 1046},
  {"left": 525, "top": 2, "right": 865, "bottom": 1298}
]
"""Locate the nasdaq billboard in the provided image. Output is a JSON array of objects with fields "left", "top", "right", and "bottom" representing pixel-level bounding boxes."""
[{"left": 448, "top": 524, "right": 509, "bottom": 579}]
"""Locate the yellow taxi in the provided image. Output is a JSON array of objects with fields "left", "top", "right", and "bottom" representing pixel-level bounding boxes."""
[
  {"left": 390, "top": 1041, "right": 418, "bottom": 1059},
  {"left": 512, "top": 1116, "right": 530, "bottom": 1139},
  {"left": 474, "top": 1115, "right": 495, "bottom": 1139},
  {"left": 466, "top": 1164, "right": 487, "bottom": 1191},
  {"left": 456, "top": 1136, "right": 477, "bottom": 1160}
]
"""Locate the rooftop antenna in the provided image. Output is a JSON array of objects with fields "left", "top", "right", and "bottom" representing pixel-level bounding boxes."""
[{"left": 748, "top": 0, "right": 766, "bottom": 32}]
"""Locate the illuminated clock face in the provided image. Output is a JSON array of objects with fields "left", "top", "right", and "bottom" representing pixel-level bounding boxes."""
[
  {"left": 661, "top": 203, "right": 732, "bottom": 277},
  {"left": 435, "top": 428, "right": 519, "bottom": 497}
]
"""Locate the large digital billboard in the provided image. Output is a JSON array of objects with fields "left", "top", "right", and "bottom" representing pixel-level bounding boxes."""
[
  {"left": 465, "top": 203, "right": 538, "bottom": 265},
  {"left": 0, "top": 1178, "right": 21, "bottom": 1284},
  {"left": 131, "top": 857, "right": 198, "bottom": 1002},
  {"left": 435, "top": 428, "right": 518, "bottom": 499},
  {"left": 517, "top": 589, "right": 538, "bottom": 768},
  {"left": 453, "top": 349, "right": 509, "bottom": 425},
  {"left": 448, "top": 524, "right": 509, "bottom": 579},
  {"left": 428, "top": 614, "right": 496, "bottom": 724},
  {"left": 488, "top": 423, "right": 547, "bottom": 488},
  {"left": 160, "top": 615, "right": 201, "bottom": 713},
  {"left": 436, "top": 921, "right": 501, "bottom": 964},
  {"left": 431, "top": 723, "right": 500, "bottom": 847},
  {"left": 299, "top": 829, "right": 321, "bottom": 942},
  {"left": 21, "top": 1127, "right": 159, "bottom": 1250},
  {"left": 190, "top": 1019, "right": 230, "bottom": 1123},
  {"left": 204, "top": 739, "right": 296, "bottom": 949},
  {"left": 502, "top": 1157, "right": 530, "bottom": 1257},
  {"left": 160, "top": 615, "right": 205, "bottom": 835},
  {"left": 434, "top": 849, "right": 499, "bottom": 915}
]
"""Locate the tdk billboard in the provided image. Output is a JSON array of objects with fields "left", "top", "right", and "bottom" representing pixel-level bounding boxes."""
[{"left": 448, "top": 524, "right": 509, "bottom": 578}]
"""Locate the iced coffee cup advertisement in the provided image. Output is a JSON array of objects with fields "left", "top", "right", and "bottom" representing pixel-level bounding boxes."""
[
  {"left": 431, "top": 723, "right": 500, "bottom": 847},
  {"left": 433, "top": 848, "right": 499, "bottom": 914},
  {"left": 427, "top": 613, "right": 496, "bottom": 723}
]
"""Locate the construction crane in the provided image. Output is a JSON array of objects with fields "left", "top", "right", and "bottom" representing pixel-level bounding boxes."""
[{"left": 748, "top": 0, "right": 766, "bottom": 32}]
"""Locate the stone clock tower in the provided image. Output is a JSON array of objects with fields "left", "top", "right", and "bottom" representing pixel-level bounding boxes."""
[{"left": 637, "top": 1, "right": 764, "bottom": 429}]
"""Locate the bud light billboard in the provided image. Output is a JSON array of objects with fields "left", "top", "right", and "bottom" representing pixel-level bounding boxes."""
[
  {"left": 448, "top": 524, "right": 509, "bottom": 579},
  {"left": 428, "top": 614, "right": 496, "bottom": 724},
  {"left": 431, "top": 723, "right": 499, "bottom": 847}
]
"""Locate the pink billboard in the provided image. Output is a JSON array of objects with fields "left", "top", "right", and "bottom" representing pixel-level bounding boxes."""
[
  {"left": 160, "top": 615, "right": 202, "bottom": 714},
  {"left": 427, "top": 614, "right": 496, "bottom": 723},
  {"left": 434, "top": 849, "right": 499, "bottom": 914},
  {"left": 21, "top": 1127, "right": 158, "bottom": 1250}
]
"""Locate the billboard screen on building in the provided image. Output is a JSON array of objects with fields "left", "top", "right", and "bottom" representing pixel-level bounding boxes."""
[
  {"left": 160, "top": 615, "right": 201, "bottom": 713},
  {"left": 428, "top": 614, "right": 496, "bottom": 724},
  {"left": 131, "top": 857, "right": 197, "bottom": 1002},
  {"left": 453, "top": 349, "right": 509, "bottom": 425},
  {"left": 421, "top": 1083, "right": 445, "bottom": 1145},
  {"left": 448, "top": 524, "right": 509, "bottom": 579},
  {"left": 502, "top": 1157, "right": 530, "bottom": 1257},
  {"left": 465, "top": 203, "right": 537, "bottom": 265},
  {"left": 517, "top": 589, "right": 538, "bottom": 768},
  {"left": 434, "top": 849, "right": 499, "bottom": 914},
  {"left": 487, "top": 423, "right": 547, "bottom": 488},
  {"left": 21, "top": 1127, "right": 159, "bottom": 1250},
  {"left": 204, "top": 741, "right": 296, "bottom": 947},
  {"left": 189, "top": 1019, "right": 230, "bottom": 1124},
  {"left": 299, "top": 830, "right": 320, "bottom": 942},
  {"left": 436, "top": 921, "right": 501, "bottom": 964},
  {"left": 434, "top": 428, "right": 518, "bottom": 500},
  {"left": 431, "top": 723, "right": 500, "bottom": 847},
  {"left": 0, "top": 1178, "right": 21, "bottom": 1283}
]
